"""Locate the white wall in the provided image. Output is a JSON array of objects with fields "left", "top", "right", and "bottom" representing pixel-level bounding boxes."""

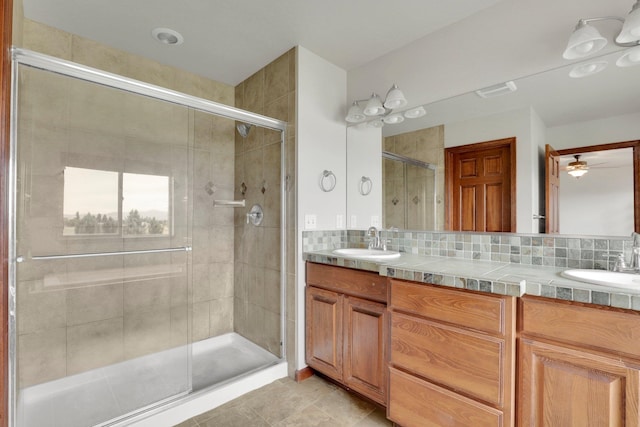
[
  {"left": 346, "top": 126, "right": 382, "bottom": 229},
  {"left": 547, "top": 112, "right": 640, "bottom": 150},
  {"left": 444, "top": 107, "right": 540, "bottom": 233},
  {"left": 559, "top": 165, "right": 633, "bottom": 236},
  {"left": 296, "top": 46, "right": 347, "bottom": 371}
]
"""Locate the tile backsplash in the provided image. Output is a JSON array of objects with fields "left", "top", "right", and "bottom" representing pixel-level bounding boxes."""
[{"left": 303, "top": 229, "right": 633, "bottom": 270}]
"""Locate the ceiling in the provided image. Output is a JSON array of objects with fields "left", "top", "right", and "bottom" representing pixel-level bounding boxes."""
[
  {"left": 21, "top": 0, "right": 640, "bottom": 131},
  {"left": 22, "top": 0, "right": 502, "bottom": 86}
]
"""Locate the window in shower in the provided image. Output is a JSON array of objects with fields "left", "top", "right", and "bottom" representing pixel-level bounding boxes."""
[
  {"left": 63, "top": 167, "right": 171, "bottom": 236},
  {"left": 122, "top": 172, "right": 170, "bottom": 236}
]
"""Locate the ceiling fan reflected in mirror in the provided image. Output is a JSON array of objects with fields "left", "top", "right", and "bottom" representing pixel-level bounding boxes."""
[
  {"left": 566, "top": 154, "right": 589, "bottom": 178},
  {"left": 563, "top": 154, "right": 609, "bottom": 178}
]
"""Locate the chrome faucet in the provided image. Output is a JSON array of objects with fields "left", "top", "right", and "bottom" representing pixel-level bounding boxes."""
[
  {"left": 614, "top": 232, "right": 640, "bottom": 273},
  {"left": 630, "top": 232, "right": 640, "bottom": 271},
  {"left": 366, "top": 226, "right": 380, "bottom": 250},
  {"left": 367, "top": 226, "right": 393, "bottom": 250}
]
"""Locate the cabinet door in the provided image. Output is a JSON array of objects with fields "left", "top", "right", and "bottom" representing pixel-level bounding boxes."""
[
  {"left": 306, "top": 286, "right": 343, "bottom": 380},
  {"left": 519, "top": 338, "right": 640, "bottom": 426},
  {"left": 344, "top": 296, "right": 387, "bottom": 405}
]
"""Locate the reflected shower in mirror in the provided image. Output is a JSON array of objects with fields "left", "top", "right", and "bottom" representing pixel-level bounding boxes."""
[{"left": 382, "top": 152, "right": 438, "bottom": 230}]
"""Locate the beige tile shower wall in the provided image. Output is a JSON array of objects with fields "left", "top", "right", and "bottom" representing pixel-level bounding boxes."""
[
  {"left": 234, "top": 49, "right": 296, "bottom": 372},
  {"left": 383, "top": 125, "right": 445, "bottom": 230},
  {"left": 16, "top": 20, "right": 236, "bottom": 388}
]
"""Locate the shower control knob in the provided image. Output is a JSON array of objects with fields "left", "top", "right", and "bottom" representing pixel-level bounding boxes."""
[{"left": 246, "top": 204, "right": 264, "bottom": 226}]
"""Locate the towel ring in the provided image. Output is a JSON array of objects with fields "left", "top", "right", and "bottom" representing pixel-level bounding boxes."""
[
  {"left": 320, "top": 170, "right": 336, "bottom": 192},
  {"left": 359, "top": 176, "right": 372, "bottom": 196}
]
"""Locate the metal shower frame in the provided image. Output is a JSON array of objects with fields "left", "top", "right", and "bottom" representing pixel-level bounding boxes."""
[{"left": 8, "top": 47, "right": 288, "bottom": 427}]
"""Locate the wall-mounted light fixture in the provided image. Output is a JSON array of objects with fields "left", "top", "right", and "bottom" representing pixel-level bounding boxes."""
[
  {"left": 346, "top": 84, "right": 426, "bottom": 127},
  {"left": 563, "top": 1, "right": 640, "bottom": 77}
]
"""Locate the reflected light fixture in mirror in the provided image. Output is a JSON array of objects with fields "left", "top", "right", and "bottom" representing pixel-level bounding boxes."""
[
  {"left": 566, "top": 155, "right": 589, "bottom": 178},
  {"left": 563, "top": 0, "right": 640, "bottom": 74},
  {"left": 569, "top": 61, "right": 608, "bottom": 78},
  {"left": 345, "top": 84, "right": 426, "bottom": 127}
]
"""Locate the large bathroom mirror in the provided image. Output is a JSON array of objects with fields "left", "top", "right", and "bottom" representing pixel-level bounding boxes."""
[{"left": 346, "top": 49, "right": 640, "bottom": 237}]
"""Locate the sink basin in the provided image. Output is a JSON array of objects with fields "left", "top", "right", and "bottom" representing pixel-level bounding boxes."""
[
  {"left": 332, "top": 248, "right": 401, "bottom": 260},
  {"left": 561, "top": 269, "right": 640, "bottom": 290}
]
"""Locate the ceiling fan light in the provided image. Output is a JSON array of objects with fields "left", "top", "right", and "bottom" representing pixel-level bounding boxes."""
[
  {"left": 363, "top": 93, "right": 386, "bottom": 116},
  {"left": 563, "top": 22, "right": 607, "bottom": 59},
  {"left": 383, "top": 84, "right": 408, "bottom": 109},
  {"left": 568, "top": 168, "right": 589, "bottom": 178},
  {"left": 403, "top": 106, "right": 426, "bottom": 119},
  {"left": 616, "top": 45, "right": 640, "bottom": 66},
  {"left": 567, "top": 155, "right": 589, "bottom": 178},
  {"left": 616, "top": 0, "right": 640, "bottom": 43},
  {"left": 345, "top": 102, "right": 366, "bottom": 123},
  {"left": 383, "top": 113, "right": 405, "bottom": 124}
]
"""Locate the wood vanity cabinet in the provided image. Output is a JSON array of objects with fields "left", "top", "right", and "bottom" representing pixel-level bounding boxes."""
[
  {"left": 518, "top": 295, "right": 640, "bottom": 426},
  {"left": 388, "top": 279, "right": 516, "bottom": 427},
  {"left": 305, "top": 262, "right": 388, "bottom": 405}
]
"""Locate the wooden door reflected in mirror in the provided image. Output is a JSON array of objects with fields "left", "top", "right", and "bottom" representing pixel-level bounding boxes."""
[{"left": 445, "top": 138, "right": 516, "bottom": 232}]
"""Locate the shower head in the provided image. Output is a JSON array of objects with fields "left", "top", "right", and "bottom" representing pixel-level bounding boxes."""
[{"left": 236, "top": 123, "right": 253, "bottom": 138}]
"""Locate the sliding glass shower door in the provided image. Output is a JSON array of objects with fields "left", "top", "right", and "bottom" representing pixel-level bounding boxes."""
[{"left": 12, "top": 63, "right": 193, "bottom": 427}]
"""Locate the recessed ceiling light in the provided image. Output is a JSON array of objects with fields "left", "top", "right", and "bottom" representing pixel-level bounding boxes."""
[{"left": 151, "top": 28, "right": 184, "bottom": 45}]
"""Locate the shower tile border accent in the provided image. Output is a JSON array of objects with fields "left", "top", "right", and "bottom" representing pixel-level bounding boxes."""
[{"left": 302, "top": 230, "right": 636, "bottom": 309}]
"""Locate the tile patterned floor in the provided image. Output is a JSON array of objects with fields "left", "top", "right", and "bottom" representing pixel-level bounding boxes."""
[{"left": 175, "top": 375, "right": 393, "bottom": 427}]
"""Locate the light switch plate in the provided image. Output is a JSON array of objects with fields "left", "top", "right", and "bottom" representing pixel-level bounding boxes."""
[
  {"left": 304, "top": 214, "right": 317, "bottom": 229},
  {"left": 336, "top": 214, "right": 344, "bottom": 228}
]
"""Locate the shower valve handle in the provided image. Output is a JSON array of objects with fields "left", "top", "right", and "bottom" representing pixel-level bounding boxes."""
[{"left": 246, "top": 204, "right": 264, "bottom": 226}]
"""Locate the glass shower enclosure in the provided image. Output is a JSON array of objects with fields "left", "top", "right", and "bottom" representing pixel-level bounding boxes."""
[{"left": 8, "top": 49, "right": 287, "bottom": 426}]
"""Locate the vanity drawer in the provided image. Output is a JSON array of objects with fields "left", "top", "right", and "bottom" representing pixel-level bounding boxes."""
[
  {"left": 391, "top": 312, "right": 505, "bottom": 406},
  {"left": 390, "top": 279, "right": 506, "bottom": 336},
  {"left": 520, "top": 295, "right": 640, "bottom": 358},
  {"left": 388, "top": 367, "right": 503, "bottom": 427},
  {"left": 306, "top": 262, "right": 388, "bottom": 303}
]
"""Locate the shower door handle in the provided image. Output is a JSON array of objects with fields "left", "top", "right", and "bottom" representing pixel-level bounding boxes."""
[{"left": 26, "top": 246, "right": 192, "bottom": 261}]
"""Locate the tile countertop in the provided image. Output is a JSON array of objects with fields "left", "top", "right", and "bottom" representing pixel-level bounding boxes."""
[{"left": 303, "top": 250, "right": 640, "bottom": 311}]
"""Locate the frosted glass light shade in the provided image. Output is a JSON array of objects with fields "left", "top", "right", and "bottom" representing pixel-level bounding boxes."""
[
  {"left": 383, "top": 85, "right": 407, "bottom": 109},
  {"left": 363, "top": 94, "right": 386, "bottom": 116},
  {"left": 383, "top": 113, "right": 405, "bottom": 124},
  {"left": 616, "top": 45, "right": 640, "bottom": 66},
  {"left": 569, "top": 61, "right": 608, "bottom": 78},
  {"left": 563, "top": 23, "right": 607, "bottom": 59},
  {"left": 345, "top": 102, "right": 366, "bottom": 123},
  {"left": 616, "top": 1, "right": 640, "bottom": 43},
  {"left": 568, "top": 168, "right": 588, "bottom": 178},
  {"left": 403, "top": 106, "right": 426, "bottom": 119},
  {"left": 367, "top": 119, "right": 384, "bottom": 128}
]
